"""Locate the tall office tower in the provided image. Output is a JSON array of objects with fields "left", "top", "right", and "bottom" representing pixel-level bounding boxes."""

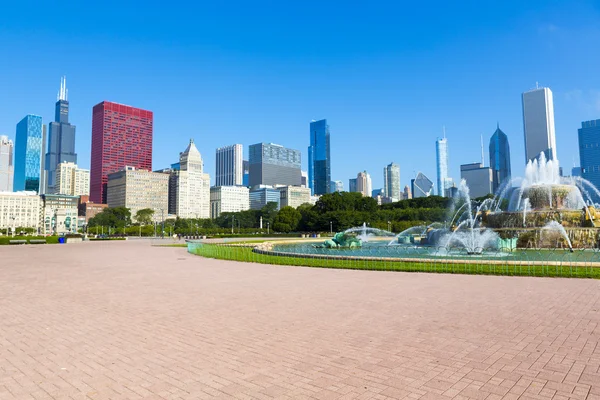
[
  {"left": 349, "top": 178, "right": 357, "bottom": 193},
  {"left": 308, "top": 119, "right": 331, "bottom": 195},
  {"left": 356, "top": 171, "right": 372, "bottom": 197},
  {"left": 210, "top": 186, "right": 250, "bottom": 218},
  {"left": 0, "top": 135, "right": 14, "bottom": 191},
  {"left": 403, "top": 185, "right": 412, "bottom": 200},
  {"left": 14, "top": 115, "right": 43, "bottom": 192},
  {"left": 435, "top": 132, "right": 451, "bottom": 196},
  {"left": 522, "top": 85, "right": 557, "bottom": 162},
  {"left": 460, "top": 163, "right": 493, "bottom": 198},
  {"left": 90, "top": 101, "right": 153, "bottom": 203},
  {"left": 46, "top": 77, "right": 77, "bottom": 193},
  {"left": 242, "top": 160, "right": 250, "bottom": 186},
  {"left": 330, "top": 180, "right": 343, "bottom": 192},
  {"left": 383, "top": 162, "right": 401, "bottom": 200},
  {"left": 578, "top": 119, "right": 600, "bottom": 194},
  {"left": 215, "top": 144, "right": 243, "bottom": 186},
  {"left": 489, "top": 124, "right": 511, "bottom": 192},
  {"left": 411, "top": 172, "right": 434, "bottom": 198},
  {"left": 54, "top": 162, "right": 90, "bottom": 196},
  {"left": 170, "top": 139, "right": 211, "bottom": 218},
  {"left": 301, "top": 170, "right": 308, "bottom": 188},
  {"left": 248, "top": 143, "right": 301, "bottom": 187}
]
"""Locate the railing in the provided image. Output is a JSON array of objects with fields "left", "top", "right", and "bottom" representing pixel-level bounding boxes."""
[{"left": 186, "top": 241, "right": 600, "bottom": 279}]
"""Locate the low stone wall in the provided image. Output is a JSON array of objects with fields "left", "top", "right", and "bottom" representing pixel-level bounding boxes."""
[
  {"left": 493, "top": 228, "right": 600, "bottom": 248},
  {"left": 486, "top": 210, "right": 585, "bottom": 229}
]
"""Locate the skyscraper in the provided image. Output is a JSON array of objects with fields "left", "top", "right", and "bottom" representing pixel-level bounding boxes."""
[
  {"left": 578, "top": 119, "right": 600, "bottom": 193},
  {"left": 460, "top": 163, "right": 493, "bottom": 198},
  {"left": 349, "top": 178, "right": 357, "bottom": 193},
  {"left": 411, "top": 172, "right": 434, "bottom": 198},
  {"left": 435, "top": 132, "right": 451, "bottom": 196},
  {"left": 356, "top": 171, "right": 372, "bottom": 197},
  {"left": 0, "top": 135, "right": 14, "bottom": 192},
  {"left": 489, "top": 124, "right": 511, "bottom": 192},
  {"left": 248, "top": 143, "right": 301, "bottom": 187},
  {"left": 383, "top": 162, "right": 401, "bottom": 200},
  {"left": 170, "top": 139, "right": 211, "bottom": 218},
  {"left": 522, "top": 86, "right": 557, "bottom": 162},
  {"left": 46, "top": 77, "right": 77, "bottom": 193},
  {"left": 90, "top": 101, "right": 153, "bottom": 203},
  {"left": 53, "top": 162, "right": 90, "bottom": 196},
  {"left": 14, "top": 115, "right": 43, "bottom": 192},
  {"left": 308, "top": 119, "right": 331, "bottom": 195},
  {"left": 215, "top": 144, "right": 243, "bottom": 186},
  {"left": 330, "top": 180, "right": 343, "bottom": 192}
]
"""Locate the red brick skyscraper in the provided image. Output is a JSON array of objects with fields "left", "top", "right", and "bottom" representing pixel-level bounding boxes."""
[{"left": 90, "top": 101, "right": 153, "bottom": 204}]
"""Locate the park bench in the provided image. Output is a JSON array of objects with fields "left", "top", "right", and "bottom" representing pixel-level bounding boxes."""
[
  {"left": 29, "top": 240, "right": 47, "bottom": 244},
  {"left": 9, "top": 240, "right": 27, "bottom": 245}
]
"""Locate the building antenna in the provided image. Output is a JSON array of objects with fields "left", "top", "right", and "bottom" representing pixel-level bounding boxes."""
[
  {"left": 536, "top": 81, "right": 539, "bottom": 89},
  {"left": 480, "top": 134, "right": 485, "bottom": 167},
  {"left": 442, "top": 125, "right": 446, "bottom": 139}
]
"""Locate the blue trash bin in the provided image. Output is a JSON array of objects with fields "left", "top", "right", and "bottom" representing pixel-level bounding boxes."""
[{"left": 58, "top": 237, "right": 65, "bottom": 244}]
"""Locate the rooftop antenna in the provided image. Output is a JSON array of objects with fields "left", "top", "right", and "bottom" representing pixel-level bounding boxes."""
[
  {"left": 480, "top": 134, "right": 485, "bottom": 167},
  {"left": 442, "top": 125, "right": 446, "bottom": 139},
  {"left": 58, "top": 76, "right": 68, "bottom": 101},
  {"left": 536, "top": 81, "right": 539, "bottom": 89}
]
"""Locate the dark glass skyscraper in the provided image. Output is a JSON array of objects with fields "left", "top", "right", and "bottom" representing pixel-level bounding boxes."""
[
  {"left": 14, "top": 115, "right": 44, "bottom": 192},
  {"left": 578, "top": 119, "right": 600, "bottom": 196},
  {"left": 248, "top": 143, "right": 301, "bottom": 187},
  {"left": 489, "top": 124, "right": 511, "bottom": 192},
  {"left": 308, "top": 119, "right": 331, "bottom": 195},
  {"left": 46, "top": 77, "right": 77, "bottom": 192}
]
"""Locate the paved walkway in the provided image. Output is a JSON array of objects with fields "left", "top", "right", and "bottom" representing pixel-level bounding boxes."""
[{"left": 1, "top": 241, "right": 599, "bottom": 400}]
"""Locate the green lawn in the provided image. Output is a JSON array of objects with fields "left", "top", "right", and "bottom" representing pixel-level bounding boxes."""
[{"left": 187, "top": 243, "right": 600, "bottom": 279}]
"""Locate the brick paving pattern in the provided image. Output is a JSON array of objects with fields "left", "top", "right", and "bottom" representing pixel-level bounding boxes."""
[{"left": 0, "top": 240, "right": 599, "bottom": 400}]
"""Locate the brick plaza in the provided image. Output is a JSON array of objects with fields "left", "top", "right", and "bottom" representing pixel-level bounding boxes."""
[{"left": 1, "top": 240, "right": 599, "bottom": 399}]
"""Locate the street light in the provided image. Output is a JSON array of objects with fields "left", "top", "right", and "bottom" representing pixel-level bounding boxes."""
[
  {"left": 388, "top": 220, "right": 391, "bottom": 232},
  {"left": 231, "top": 215, "right": 235, "bottom": 234},
  {"left": 330, "top": 221, "right": 333, "bottom": 235},
  {"left": 267, "top": 222, "right": 270, "bottom": 235}
]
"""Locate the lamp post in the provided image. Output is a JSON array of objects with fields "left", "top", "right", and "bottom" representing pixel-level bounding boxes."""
[
  {"left": 9, "top": 214, "right": 15, "bottom": 237},
  {"left": 388, "top": 220, "right": 391, "bottom": 232},
  {"left": 330, "top": 221, "right": 333, "bottom": 235},
  {"left": 231, "top": 215, "right": 235, "bottom": 234},
  {"left": 267, "top": 222, "right": 270, "bottom": 235}
]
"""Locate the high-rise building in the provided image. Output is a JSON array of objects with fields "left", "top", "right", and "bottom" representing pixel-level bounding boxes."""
[
  {"left": 349, "top": 178, "right": 357, "bottom": 193},
  {"left": 278, "top": 186, "right": 311, "bottom": 208},
  {"left": 578, "top": 119, "right": 600, "bottom": 193},
  {"left": 107, "top": 166, "right": 169, "bottom": 222},
  {"left": 248, "top": 143, "right": 301, "bottom": 187},
  {"left": 301, "top": 170, "right": 308, "bottom": 188},
  {"left": 435, "top": 134, "right": 451, "bottom": 196},
  {"left": 308, "top": 119, "right": 331, "bottom": 195},
  {"left": 330, "top": 180, "right": 343, "bottom": 192},
  {"left": 90, "top": 101, "right": 153, "bottom": 204},
  {"left": 169, "top": 140, "right": 210, "bottom": 218},
  {"left": 383, "top": 162, "right": 401, "bottom": 200},
  {"left": 460, "top": 163, "right": 493, "bottom": 198},
  {"left": 210, "top": 186, "right": 250, "bottom": 219},
  {"left": 0, "top": 191, "right": 40, "bottom": 232},
  {"left": 249, "top": 186, "right": 281, "bottom": 210},
  {"left": 53, "top": 162, "right": 90, "bottom": 196},
  {"left": 403, "top": 185, "right": 412, "bottom": 200},
  {"left": 489, "top": 124, "right": 512, "bottom": 192},
  {"left": 572, "top": 167, "right": 582, "bottom": 177},
  {"left": 14, "top": 115, "right": 44, "bottom": 192},
  {"left": 46, "top": 77, "right": 77, "bottom": 193},
  {"left": 215, "top": 144, "right": 243, "bottom": 186},
  {"left": 356, "top": 171, "right": 372, "bottom": 197},
  {"left": 522, "top": 86, "right": 557, "bottom": 162},
  {"left": 242, "top": 160, "right": 249, "bottom": 187},
  {"left": 411, "top": 172, "right": 434, "bottom": 198},
  {"left": 0, "top": 135, "right": 14, "bottom": 192}
]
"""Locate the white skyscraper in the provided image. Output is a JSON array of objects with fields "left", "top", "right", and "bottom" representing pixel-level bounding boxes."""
[
  {"left": 215, "top": 144, "right": 243, "bottom": 186},
  {"left": 383, "top": 162, "right": 400, "bottom": 200},
  {"left": 0, "top": 135, "right": 14, "bottom": 192},
  {"left": 356, "top": 171, "right": 372, "bottom": 197},
  {"left": 522, "top": 86, "right": 557, "bottom": 162},
  {"left": 436, "top": 131, "right": 452, "bottom": 196},
  {"left": 53, "top": 161, "right": 89, "bottom": 196},
  {"left": 171, "top": 140, "right": 211, "bottom": 218}
]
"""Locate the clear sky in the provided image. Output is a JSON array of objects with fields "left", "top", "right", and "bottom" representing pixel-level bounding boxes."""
[{"left": 1, "top": 1, "right": 599, "bottom": 191}]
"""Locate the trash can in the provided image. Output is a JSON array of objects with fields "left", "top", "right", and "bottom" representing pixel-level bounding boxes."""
[{"left": 58, "top": 237, "right": 66, "bottom": 244}]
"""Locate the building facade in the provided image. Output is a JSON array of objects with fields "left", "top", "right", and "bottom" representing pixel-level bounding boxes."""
[
  {"left": 578, "top": 119, "right": 600, "bottom": 194},
  {"left": 349, "top": 178, "right": 357, "bottom": 193},
  {"left": 403, "top": 185, "right": 412, "bottom": 200},
  {"left": 210, "top": 186, "right": 250, "bottom": 219},
  {"left": 215, "top": 144, "right": 243, "bottom": 186},
  {"left": 411, "top": 172, "right": 434, "bottom": 198},
  {"left": 248, "top": 143, "right": 301, "bottom": 187},
  {"left": 169, "top": 140, "right": 210, "bottom": 218},
  {"left": 107, "top": 167, "right": 169, "bottom": 222},
  {"left": 489, "top": 124, "right": 511, "bottom": 192},
  {"left": 522, "top": 86, "right": 557, "bottom": 162},
  {"left": 249, "top": 186, "right": 281, "bottom": 210},
  {"left": 0, "top": 191, "right": 40, "bottom": 232},
  {"left": 435, "top": 136, "right": 451, "bottom": 196},
  {"left": 0, "top": 135, "right": 14, "bottom": 192},
  {"left": 54, "top": 162, "right": 90, "bottom": 196},
  {"left": 383, "top": 162, "right": 401, "bottom": 200},
  {"left": 330, "top": 180, "right": 343, "bottom": 192},
  {"left": 308, "top": 119, "right": 331, "bottom": 195},
  {"left": 90, "top": 101, "right": 153, "bottom": 204},
  {"left": 14, "top": 115, "right": 44, "bottom": 192},
  {"left": 40, "top": 194, "right": 79, "bottom": 235},
  {"left": 78, "top": 195, "right": 108, "bottom": 223},
  {"left": 278, "top": 186, "right": 311, "bottom": 208},
  {"left": 460, "top": 163, "right": 493, "bottom": 198},
  {"left": 356, "top": 171, "right": 372, "bottom": 197},
  {"left": 46, "top": 77, "right": 77, "bottom": 193}
]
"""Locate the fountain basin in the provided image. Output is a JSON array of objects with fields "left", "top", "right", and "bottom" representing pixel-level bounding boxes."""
[{"left": 486, "top": 210, "right": 587, "bottom": 229}]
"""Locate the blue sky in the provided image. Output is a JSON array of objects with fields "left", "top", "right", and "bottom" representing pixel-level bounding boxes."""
[{"left": 1, "top": 1, "right": 600, "bottom": 191}]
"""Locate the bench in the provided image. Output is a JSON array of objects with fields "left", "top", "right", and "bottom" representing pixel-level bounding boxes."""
[
  {"left": 29, "top": 240, "right": 47, "bottom": 244},
  {"left": 9, "top": 240, "right": 27, "bottom": 245}
]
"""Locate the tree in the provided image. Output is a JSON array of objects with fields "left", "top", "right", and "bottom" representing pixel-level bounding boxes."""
[
  {"left": 260, "top": 202, "right": 279, "bottom": 226},
  {"left": 273, "top": 206, "right": 301, "bottom": 232},
  {"left": 88, "top": 207, "right": 131, "bottom": 228},
  {"left": 134, "top": 208, "right": 154, "bottom": 226}
]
